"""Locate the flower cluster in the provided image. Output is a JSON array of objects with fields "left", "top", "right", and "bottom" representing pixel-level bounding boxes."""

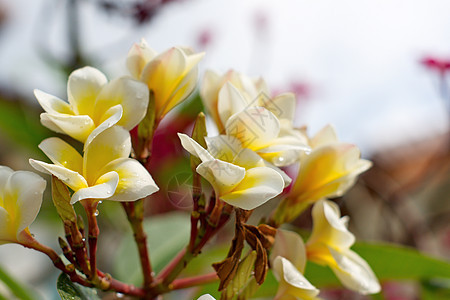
[{"left": 0, "top": 39, "right": 379, "bottom": 299}]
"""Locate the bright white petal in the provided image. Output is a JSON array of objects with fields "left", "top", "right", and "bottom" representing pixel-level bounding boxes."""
[
  {"left": 84, "top": 126, "right": 131, "bottom": 184},
  {"left": 84, "top": 105, "right": 123, "bottom": 151},
  {"left": 93, "top": 77, "right": 149, "bottom": 130},
  {"left": 100, "top": 158, "right": 159, "bottom": 201},
  {"left": 126, "top": 39, "right": 158, "bottom": 79},
  {"left": 178, "top": 133, "right": 214, "bottom": 162},
  {"left": 38, "top": 138, "right": 83, "bottom": 173},
  {"left": 40, "top": 113, "right": 96, "bottom": 143},
  {"left": 226, "top": 107, "right": 280, "bottom": 150},
  {"left": 260, "top": 93, "right": 296, "bottom": 122},
  {"left": 271, "top": 229, "right": 307, "bottom": 273},
  {"left": 5, "top": 171, "right": 46, "bottom": 233},
  {"left": 34, "top": 89, "right": 72, "bottom": 115},
  {"left": 40, "top": 113, "right": 67, "bottom": 134},
  {"left": 273, "top": 256, "right": 319, "bottom": 300},
  {"left": 70, "top": 171, "right": 119, "bottom": 204},
  {"left": 262, "top": 161, "right": 292, "bottom": 187},
  {"left": 0, "top": 166, "right": 13, "bottom": 190},
  {"left": 329, "top": 247, "right": 381, "bottom": 295},
  {"left": 29, "top": 159, "right": 88, "bottom": 192},
  {"left": 218, "top": 82, "right": 249, "bottom": 127},
  {"left": 197, "top": 295, "right": 216, "bottom": 300},
  {"left": 67, "top": 67, "right": 107, "bottom": 116},
  {"left": 196, "top": 160, "right": 245, "bottom": 196},
  {"left": 221, "top": 167, "right": 284, "bottom": 210},
  {"left": 311, "top": 124, "right": 338, "bottom": 148}
]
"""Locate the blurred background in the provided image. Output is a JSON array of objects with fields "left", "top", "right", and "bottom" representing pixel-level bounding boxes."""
[{"left": 0, "top": 0, "right": 449, "bottom": 299}]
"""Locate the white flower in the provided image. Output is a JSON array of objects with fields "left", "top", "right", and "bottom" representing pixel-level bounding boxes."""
[
  {"left": 0, "top": 166, "right": 46, "bottom": 244},
  {"left": 178, "top": 133, "right": 284, "bottom": 210},
  {"left": 30, "top": 126, "right": 159, "bottom": 204},
  {"left": 127, "top": 39, "right": 204, "bottom": 121},
  {"left": 306, "top": 200, "right": 381, "bottom": 294},
  {"left": 35, "top": 67, "right": 149, "bottom": 149}
]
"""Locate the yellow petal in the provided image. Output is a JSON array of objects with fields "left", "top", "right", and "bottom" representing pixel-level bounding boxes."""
[
  {"left": 67, "top": 67, "right": 107, "bottom": 116},
  {"left": 225, "top": 107, "right": 280, "bottom": 150},
  {"left": 38, "top": 138, "right": 83, "bottom": 174},
  {"left": 196, "top": 159, "right": 245, "bottom": 196},
  {"left": 83, "top": 126, "right": 131, "bottom": 184},
  {"left": 310, "top": 124, "right": 338, "bottom": 149},
  {"left": 84, "top": 105, "right": 123, "bottom": 151},
  {"left": 93, "top": 77, "right": 149, "bottom": 130},
  {"left": 34, "top": 89, "right": 73, "bottom": 115},
  {"left": 271, "top": 229, "right": 307, "bottom": 273}
]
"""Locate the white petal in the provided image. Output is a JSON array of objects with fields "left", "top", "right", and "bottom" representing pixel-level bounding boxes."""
[
  {"left": 308, "top": 200, "right": 355, "bottom": 250},
  {"left": 29, "top": 159, "right": 88, "bottom": 192},
  {"left": 329, "top": 247, "right": 381, "bottom": 295},
  {"left": 0, "top": 207, "right": 14, "bottom": 244},
  {"left": 84, "top": 126, "right": 131, "bottom": 184},
  {"left": 197, "top": 295, "right": 216, "bottom": 300},
  {"left": 34, "top": 89, "right": 72, "bottom": 114},
  {"left": 67, "top": 67, "right": 107, "bottom": 116},
  {"left": 260, "top": 93, "right": 296, "bottom": 122},
  {"left": 197, "top": 160, "right": 245, "bottom": 196},
  {"left": 226, "top": 107, "right": 280, "bottom": 150},
  {"left": 100, "top": 158, "right": 159, "bottom": 201},
  {"left": 0, "top": 166, "right": 14, "bottom": 190},
  {"left": 217, "top": 82, "right": 249, "bottom": 127},
  {"left": 311, "top": 124, "right": 338, "bottom": 148},
  {"left": 5, "top": 171, "right": 46, "bottom": 233},
  {"left": 38, "top": 138, "right": 83, "bottom": 173},
  {"left": 70, "top": 171, "right": 119, "bottom": 204},
  {"left": 220, "top": 167, "right": 284, "bottom": 210},
  {"left": 40, "top": 113, "right": 96, "bottom": 143},
  {"left": 93, "top": 77, "right": 149, "bottom": 130},
  {"left": 84, "top": 105, "right": 123, "bottom": 151},
  {"left": 126, "top": 39, "right": 158, "bottom": 79},
  {"left": 40, "top": 113, "right": 67, "bottom": 134},
  {"left": 273, "top": 256, "right": 319, "bottom": 300},
  {"left": 178, "top": 133, "right": 214, "bottom": 162},
  {"left": 271, "top": 229, "right": 307, "bottom": 273},
  {"left": 262, "top": 161, "right": 292, "bottom": 187}
]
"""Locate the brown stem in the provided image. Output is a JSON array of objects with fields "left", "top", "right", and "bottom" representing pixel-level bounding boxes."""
[
  {"left": 171, "top": 272, "right": 219, "bottom": 290},
  {"left": 82, "top": 199, "right": 100, "bottom": 280},
  {"left": 122, "top": 200, "right": 154, "bottom": 289}
]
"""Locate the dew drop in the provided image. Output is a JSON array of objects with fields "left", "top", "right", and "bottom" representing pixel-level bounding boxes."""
[
  {"left": 116, "top": 293, "right": 124, "bottom": 298},
  {"left": 94, "top": 210, "right": 99, "bottom": 217},
  {"left": 98, "top": 201, "right": 103, "bottom": 204},
  {"left": 82, "top": 238, "right": 86, "bottom": 242}
]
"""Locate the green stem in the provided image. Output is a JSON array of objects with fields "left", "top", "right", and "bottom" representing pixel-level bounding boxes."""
[{"left": 0, "top": 264, "right": 34, "bottom": 300}]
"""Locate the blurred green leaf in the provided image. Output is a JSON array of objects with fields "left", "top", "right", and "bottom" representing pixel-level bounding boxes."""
[
  {"left": 0, "top": 98, "right": 51, "bottom": 153},
  {"left": 56, "top": 273, "right": 100, "bottom": 300},
  {"left": 114, "top": 212, "right": 190, "bottom": 285},
  {"left": 422, "top": 278, "right": 450, "bottom": 300},
  {"left": 0, "top": 264, "right": 34, "bottom": 300}
]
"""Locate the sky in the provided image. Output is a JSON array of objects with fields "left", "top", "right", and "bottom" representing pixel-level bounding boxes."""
[{"left": 0, "top": 0, "right": 450, "bottom": 157}]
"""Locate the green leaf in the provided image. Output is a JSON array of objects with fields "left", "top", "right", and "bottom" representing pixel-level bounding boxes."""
[
  {"left": 422, "top": 278, "right": 450, "bottom": 300},
  {"left": 113, "top": 212, "right": 190, "bottom": 285},
  {"left": 223, "top": 251, "right": 257, "bottom": 299},
  {"left": 0, "top": 264, "right": 34, "bottom": 300},
  {"left": 0, "top": 97, "right": 51, "bottom": 153},
  {"left": 56, "top": 273, "right": 100, "bottom": 300},
  {"left": 52, "top": 176, "right": 77, "bottom": 223},
  {"left": 304, "top": 242, "right": 450, "bottom": 288}
]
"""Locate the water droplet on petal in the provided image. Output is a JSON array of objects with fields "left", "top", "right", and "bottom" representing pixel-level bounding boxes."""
[
  {"left": 116, "top": 293, "right": 124, "bottom": 298},
  {"left": 94, "top": 210, "right": 99, "bottom": 217}
]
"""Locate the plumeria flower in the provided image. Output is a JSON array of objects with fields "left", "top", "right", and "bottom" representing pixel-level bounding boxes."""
[
  {"left": 0, "top": 166, "right": 46, "bottom": 245},
  {"left": 201, "top": 70, "right": 268, "bottom": 132},
  {"left": 225, "top": 105, "right": 310, "bottom": 167},
  {"left": 178, "top": 133, "right": 284, "bottom": 210},
  {"left": 127, "top": 39, "right": 204, "bottom": 121},
  {"left": 308, "top": 124, "right": 339, "bottom": 149},
  {"left": 30, "top": 126, "right": 159, "bottom": 204},
  {"left": 288, "top": 141, "right": 371, "bottom": 204},
  {"left": 270, "top": 229, "right": 320, "bottom": 300},
  {"left": 35, "top": 67, "right": 149, "bottom": 150},
  {"left": 306, "top": 199, "right": 381, "bottom": 294}
]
